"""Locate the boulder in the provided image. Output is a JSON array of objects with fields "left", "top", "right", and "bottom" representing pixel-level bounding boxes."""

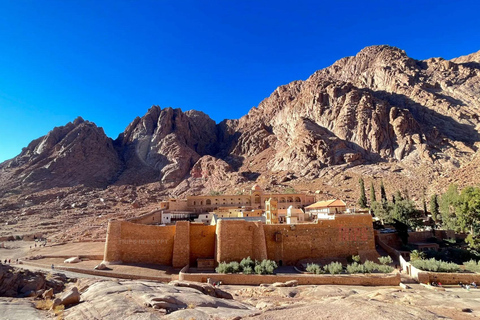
[
  {"left": 42, "top": 288, "right": 54, "bottom": 299},
  {"left": 94, "top": 263, "right": 110, "bottom": 270},
  {"left": 59, "top": 287, "right": 80, "bottom": 306},
  {"left": 64, "top": 257, "right": 81, "bottom": 264}
]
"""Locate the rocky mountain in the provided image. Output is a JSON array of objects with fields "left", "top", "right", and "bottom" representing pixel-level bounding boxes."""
[
  {"left": 0, "top": 117, "right": 122, "bottom": 196},
  {"left": 1, "top": 45, "right": 480, "bottom": 239}
]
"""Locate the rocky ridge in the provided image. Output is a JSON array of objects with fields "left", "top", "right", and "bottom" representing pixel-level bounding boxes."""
[{"left": 1, "top": 45, "right": 480, "bottom": 240}]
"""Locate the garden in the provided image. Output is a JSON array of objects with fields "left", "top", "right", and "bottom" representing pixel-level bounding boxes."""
[{"left": 215, "top": 255, "right": 396, "bottom": 275}]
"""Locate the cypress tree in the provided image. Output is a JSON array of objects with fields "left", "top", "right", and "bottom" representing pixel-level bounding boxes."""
[
  {"left": 430, "top": 194, "right": 439, "bottom": 222},
  {"left": 380, "top": 180, "right": 387, "bottom": 202},
  {"left": 358, "top": 178, "right": 367, "bottom": 208},
  {"left": 370, "top": 181, "right": 376, "bottom": 203}
]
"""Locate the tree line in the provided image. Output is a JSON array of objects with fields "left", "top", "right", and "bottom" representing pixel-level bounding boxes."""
[{"left": 358, "top": 178, "right": 480, "bottom": 239}]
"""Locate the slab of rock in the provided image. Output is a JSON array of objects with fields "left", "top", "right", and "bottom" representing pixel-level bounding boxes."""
[
  {"left": 169, "top": 280, "right": 233, "bottom": 299},
  {"left": 64, "top": 257, "right": 81, "bottom": 263},
  {"left": 64, "top": 280, "right": 257, "bottom": 320}
]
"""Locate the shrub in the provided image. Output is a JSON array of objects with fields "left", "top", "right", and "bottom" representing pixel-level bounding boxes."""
[
  {"left": 351, "top": 255, "right": 361, "bottom": 263},
  {"left": 346, "top": 262, "right": 365, "bottom": 274},
  {"left": 215, "top": 262, "right": 228, "bottom": 274},
  {"left": 363, "top": 260, "right": 378, "bottom": 273},
  {"left": 254, "top": 259, "right": 277, "bottom": 275},
  {"left": 377, "top": 264, "right": 394, "bottom": 273},
  {"left": 378, "top": 256, "right": 393, "bottom": 265},
  {"left": 465, "top": 259, "right": 480, "bottom": 272},
  {"left": 465, "top": 260, "right": 480, "bottom": 273},
  {"left": 306, "top": 263, "right": 324, "bottom": 274},
  {"left": 240, "top": 256, "right": 255, "bottom": 270},
  {"left": 243, "top": 266, "right": 254, "bottom": 274},
  {"left": 410, "top": 250, "right": 425, "bottom": 261},
  {"left": 217, "top": 258, "right": 277, "bottom": 275},
  {"left": 229, "top": 261, "right": 241, "bottom": 273},
  {"left": 324, "top": 262, "right": 343, "bottom": 274},
  {"left": 411, "top": 258, "right": 459, "bottom": 273}
]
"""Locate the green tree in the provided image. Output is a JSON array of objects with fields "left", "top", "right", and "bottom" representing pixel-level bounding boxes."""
[
  {"left": 439, "top": 184, "right": 459, "bottom": 231},
  {"left": 394, "top": 190, "right": 403, "bottom": 203},
  {"left": 380, "top": 180, "right": 387, "bottom": 202},
  {"left": 358, "top": 178, "right": 367, "bottom": 208},
  {"left": 391, "top": 197, "right": 420, "bottom": 227},
  {"left": 371, "top": 200, "right": 393, "bottom": 223},
  {"left": 370, "top": 181, "right": 376, "bottom": 204},
  {"left": 456, "top": 186, "right": 480, "bottom": 235},
  {"left": 430, "top": 194, "right": 439, "bottom": 222}
]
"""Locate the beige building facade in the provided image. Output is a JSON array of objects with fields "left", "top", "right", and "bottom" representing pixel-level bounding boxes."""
[{"left": 186, "top": 185, "right": 316, "bottom": 213}]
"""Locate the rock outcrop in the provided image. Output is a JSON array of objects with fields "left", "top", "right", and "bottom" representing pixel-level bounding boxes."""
[
  {"left": 0, "top": 117, "right": 122, "bottom": 195},
  {"left": 0, "top": 263, "right": 66, "bottom": 297}
]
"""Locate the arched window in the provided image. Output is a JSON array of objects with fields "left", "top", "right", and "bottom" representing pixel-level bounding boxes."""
[
  {"left": 287, "top": 197, "right": 293, "bottom": 202},
  {"left": 206, "top": 199, "right": 211, "bottom": 205},
  {"left": 254, "top": 195, "right": 261, "bottom": 204},
  {"left": 295, "top": 197, "right": 301, "bottom": 202},
  {"left": 280, "top": 197, "right": 286, "bottom": 203}
]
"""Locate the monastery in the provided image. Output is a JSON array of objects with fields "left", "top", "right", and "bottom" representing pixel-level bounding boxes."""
[{"left": 103, "top": 185, "right": 377, "bottom": 268}]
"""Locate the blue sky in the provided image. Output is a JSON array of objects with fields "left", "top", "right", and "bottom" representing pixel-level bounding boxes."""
[{"left": 0, "top": 0, "right": 479, "bottom": 162}]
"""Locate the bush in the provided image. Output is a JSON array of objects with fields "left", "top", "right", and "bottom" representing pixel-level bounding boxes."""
[
  {"left": 345, "top": 260, "right": 394, "bottom": 274},
  {"left": 215, "top": 261, "right": 240, "bottom": 273},
  {"left": 351, "top": 255, "right": 361, "bottom": 263},
  {"left": 306, "top": 263, "right": 324, "bottom": 274},
  {"left": 377, "top": 264, "right": 394, "bottom": 273},
  {"left": 346, "top": 262, "right": 365, "bottom": 274},
  {"left": 243, "top": 266, "right": 254, "bottom": 274},
  {"left": 253, "top": 259, "right": 277, "bottom": 275},
  {"left": 410, "top": 250, "right": 425, "bottom": 261},
  {"left": 411, "top": 258, "right": 459, "bottom": 273},
  {"left": 464, "top": 260, "right": 480, "bottom": 273},
  {"left": 378, "top": 256, "right": 393, "bottom": 265},
  {"left": 324, "top": 262, "right": 343, "bottom": 274},
  {"left": 215, "top": 262, "right": 228, "bottom": 273},
  {"left": 364, "top": 260, "right": 377, "bottom": 273},
  {"left": 229, "top": 261, "right": 241, "bottom": 273},
  {"left": 240, "top": 256, "right": 255, "bottom": 270},
  {"left": 217, "top": 258, "right": 277, "bottom": 275}
]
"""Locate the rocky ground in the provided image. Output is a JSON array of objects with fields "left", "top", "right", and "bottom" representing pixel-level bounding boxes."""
[
  {"left": 2, "top": 273, "right": 480, "bottom": 319},
  {"left": 1, "top": 242, "right": 480, "bottom": 319}
]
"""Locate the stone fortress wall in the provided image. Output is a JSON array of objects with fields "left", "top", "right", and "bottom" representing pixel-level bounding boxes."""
[{"left": 104, "top": 213, "right": 376, "bottom": 267}]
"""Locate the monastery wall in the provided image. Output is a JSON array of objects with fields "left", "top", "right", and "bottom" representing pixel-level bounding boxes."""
[
  {"left": 104, "top": 214, "right": 376, "bottom": 268},
  {"left": 214, "top": 215, "right": 374, "bottom": 265},
  {"left": 264, "top": 214, "right": 375, "bottom": 265},
  {"left": 104, "top": 220, "right": 176, "bottom": 265},
  {"left": 215, "top": 220, "right": 267, "bottom": 263},
  {"left": 189, "top": 224, "right": 216, "bottom": 266}
]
